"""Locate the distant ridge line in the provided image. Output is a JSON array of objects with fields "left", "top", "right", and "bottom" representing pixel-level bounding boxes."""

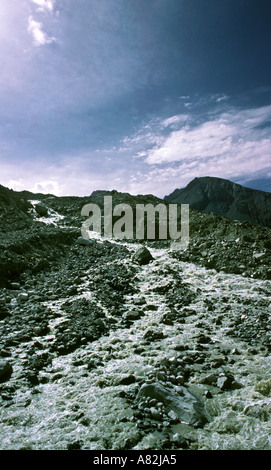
[{"left": 164, "top": 176, "right": 271, "bottom": 228}]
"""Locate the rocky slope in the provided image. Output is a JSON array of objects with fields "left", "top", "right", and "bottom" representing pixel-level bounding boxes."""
[
  {"left": 0, "top": 184, "right": 271, "bottom": 450},
  {"left": 164, "top": 176, "right": 271, "bottom": 228}
]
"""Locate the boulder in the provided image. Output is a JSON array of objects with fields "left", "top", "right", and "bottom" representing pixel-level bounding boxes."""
[
  {"left": 132, "top": 247, "right": 153, "bottom": 265},
  {"left": 0, "top": 301, "right": 9, "bottom": 320},
  {"left": 216, "top": 373, "right": 240, "bottom": 391},
  {"left": 76, "top": 236, "right": 93, "bottom": 246},
  {"left": 118, "top": 374, "right": 136, "bottom": 385},
  {"left": 18, "top": 292, "right": 29, "bottom": 301},
  {"left": 35, "top": 203, "right": 48, "bottom": 217},
  {"left": 0, "top": 360, "right": 13, "bottom": 382},
  {"left": 122, "top": 309, "right": 143, "bottom": 321},
  {"left": 136, "top": 382, "right": 209, "bottom": 427}
]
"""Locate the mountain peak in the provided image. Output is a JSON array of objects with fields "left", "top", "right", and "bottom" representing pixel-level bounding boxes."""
[{"left": 164, "top": 176, "right": 271, "bottom": 227}]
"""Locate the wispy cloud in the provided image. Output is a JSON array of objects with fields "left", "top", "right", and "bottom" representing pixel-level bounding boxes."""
[
  {"left": 144, "top": 105, "right": 271, "bottom": 167},
  {"left": 28, "top": 16, "right": 55, "bottom": 46},
  {"left": 161, "top": 114, "right": 189, "bottom": 128},
  {"left": 31, "top": 0, "right": 55, "bottom": 14}
]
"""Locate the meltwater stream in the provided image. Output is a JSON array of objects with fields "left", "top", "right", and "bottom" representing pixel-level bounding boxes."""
[{"left": 0, "top": 242, "right": 270, "bottom": 450}]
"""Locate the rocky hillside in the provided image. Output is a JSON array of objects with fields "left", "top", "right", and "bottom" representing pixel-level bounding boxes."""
[
  {"left": 0, "top": 184, "right": 34, "bottom": 232},
  {"left": 164, "top": 177, "right": 271, "bottom": 228},
  {"left": 0, "top": 184, "right": 271, "bottom": 450},
  {"left": 0, "top": 184, "right": 271, "bottom": 287}
]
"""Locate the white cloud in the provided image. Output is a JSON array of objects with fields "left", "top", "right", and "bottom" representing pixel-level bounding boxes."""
[
  {"left": 215, "top": 95, "right": 229, "bottom": 103},
  {"left": 161, "top": 114, "right": 188, "bottom": 128},
  {"left": 146, "top": 120, "right": 234, "bottom": 164},
  {"left": 145, "top": 106, "right": 271, "bottom": 166},
  {"left": 7, "top": 179, "right": 62, "bottom": 196},
  {"left": 32, "top": 180, "right": 62, "bottom": 195},
  {"left": 28, "top": 15, "right": 55, "bottom": 46},
  {"left": 209, "top": 93, "right": 229, "bottom": 103},
  {"left": 109, "top": 104, "right": 271, "bottom": 196},
  {"left": 1, "top": 153, "right": 129, "bottom": 197},
  {"left": 31, "top": 0, "right": 55, "bottom": 13}
]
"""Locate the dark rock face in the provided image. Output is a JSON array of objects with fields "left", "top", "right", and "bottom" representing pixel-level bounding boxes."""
[{"left": 165, "top": 177, "right": 271, "bottom": 228}]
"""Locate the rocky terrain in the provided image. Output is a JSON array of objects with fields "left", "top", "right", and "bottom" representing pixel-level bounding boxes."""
[
  {"left": 0, "top": 183, "right": 271, "bottom": 450},
  {"left": 165, "top": 176, "right": 271, "bottom": 228}
]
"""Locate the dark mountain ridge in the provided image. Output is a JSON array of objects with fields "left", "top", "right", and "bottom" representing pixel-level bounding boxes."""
[{"left": 164, "top": 176, "right": 271, "bottom": 228}]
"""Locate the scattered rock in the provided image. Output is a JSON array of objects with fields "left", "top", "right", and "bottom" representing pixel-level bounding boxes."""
[
  {"left": 76, "top": 236, "right": 93, "bottom": 246},
  {"left": 143, "top": 329, "right": 165, "bottom": 342},
  {"left": 216, "top": 373, "right": 241, "bottom": 391},
  {"left": 0, "top": 360, "right": 13, "bottom": 383},
  {"left": 217, "top": 375, "right": 233, "bottom": 390},
  {"left": 199, "top": 374, "right": 218, "bottom": 386},
  {"left": 136, "top": 382, "right": 209, "bottom": 428},
  {"left": 10, "top": 282, "right": 20, "bottom": 290},
  {"left": 132, "top": 247, "right": 153, "bottom": 265},
  {"left": 17, "top": 292, "right": 29, "bottom": 301},
  {"left": 118, "top": 374, "right": 136, "bottom": 386},
  {"left": 143, "top": 304, "right": 158, "bottom": 311},
  {"left": 35, "top": 203, "right": 48, "bottom": 217},
  {"left": 196, "top": 334, "right": 212, "bottom": 344},
  {"left": 26, "top": 372, "right": 40, "bottom": 386},
  {"left": 133, "top": 297, "right": 146, "bottom": 305},
  {"left": 0, "top": 301, "right": 9, "bottom": 320},
  {"left": 122, "top": 309, "right": 143, "bottom": 321},
  {"left": 150, "top": 407, "right": 162, "bottom": 420},
  {"left": 67, "top": 440, "right": 83, "bottom": 450}
]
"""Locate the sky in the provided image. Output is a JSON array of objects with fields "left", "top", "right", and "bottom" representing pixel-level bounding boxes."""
[{"left": 1, "top": 0, "right": 271, "bottom": 197}]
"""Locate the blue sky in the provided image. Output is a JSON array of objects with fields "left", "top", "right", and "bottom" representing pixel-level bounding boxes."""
[{"left": 1, "top": 0, "right": 271, "bottom": 196}]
